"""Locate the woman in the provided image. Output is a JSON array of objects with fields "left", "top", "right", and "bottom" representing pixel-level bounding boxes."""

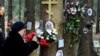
[{"left": 2, "top": 22, "right": 39, "bottom": 56}]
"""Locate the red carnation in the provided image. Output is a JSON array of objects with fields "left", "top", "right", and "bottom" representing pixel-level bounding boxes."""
[
  {"left": 26, "top": 32, "right": 36, "bottom": 42},
  {"left": 40, "top": 39, "right": 50, "bottom": 47}
]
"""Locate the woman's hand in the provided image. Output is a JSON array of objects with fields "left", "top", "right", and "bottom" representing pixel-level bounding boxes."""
[{"left": 32, "top": 35, "right": 39, "bottom": 43}]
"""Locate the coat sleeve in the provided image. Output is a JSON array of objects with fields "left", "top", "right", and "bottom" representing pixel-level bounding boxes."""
[
  {"left": 0, "top": 33, "right": 4, "bottom": 47},
  {"left": 25, "top": 41, "right": 39, "bottom": 55}
]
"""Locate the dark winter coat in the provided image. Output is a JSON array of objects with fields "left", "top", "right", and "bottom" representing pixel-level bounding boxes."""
[
  {"left": 0, "top": 32, "right": 4, "bottom": 56},
  {"left": 0, "top": 32, "right": 4, "bottom": 47},
  {"left": 2, "top": 31, "right": 38, "bottom": 56}
]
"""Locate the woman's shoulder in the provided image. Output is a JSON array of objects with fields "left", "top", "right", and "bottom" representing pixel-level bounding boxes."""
[{"left": 5, "top": 32, "right": 23, "bottom": 44}]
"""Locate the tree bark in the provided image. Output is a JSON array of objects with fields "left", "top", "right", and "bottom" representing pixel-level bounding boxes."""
[
  {"left": 30, "top": 0, "right": 41, "bottom": 56},
  {"left": 8, "top": 0, "right": 12, "bottom": 23},
  {"left": 25, "top": 0, "right": 35, "bottom": 33},
  {"left": 63, "top": 0, "right": 79, "bottom": 56},
  {"left": 78, "top": 0, "right": 97, "bottom": 56},
  {"left": 96, "top": 0, "right": 100, "bottom": 34},
  {"left": 40, "top": 0, "right": 63, "bottom": 56},
  {"left": 19, "top": 0, "right": 21, "bottom": 21},
  {"left": 25, "top": 0, "right": 41, "bottom": 56}
]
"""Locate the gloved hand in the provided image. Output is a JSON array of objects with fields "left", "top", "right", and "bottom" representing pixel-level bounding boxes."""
[{"left": 26, "top": 32, "right": 36, "bottom": 42}]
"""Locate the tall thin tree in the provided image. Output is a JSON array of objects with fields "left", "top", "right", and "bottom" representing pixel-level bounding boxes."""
[
  {"left": 25, "top": 0, "right": 35, "bottom": 34},
  {"left": 96, "top": 0, "right": 100, "bottom": 34},
  {"left": 19, "top": 0, "right": 21, "bottom": 21},
  {"left": 8, "top": 0, "right": 12, "bottom": 30}
]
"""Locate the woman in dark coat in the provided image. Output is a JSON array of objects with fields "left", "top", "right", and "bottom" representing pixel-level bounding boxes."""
[{"left": 2, "top": 22, "right": 39, "bottom": 56}]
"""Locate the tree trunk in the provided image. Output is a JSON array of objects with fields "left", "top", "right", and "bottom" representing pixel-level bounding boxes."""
[
  {"left": 96, "top": 0, "right": 100, "bottom": 34},
  {"left": 7, "top": 0, "right": 12, "bottom": 33},
  {"left": 63, "top": 31, "right": 75, "bottom": 56},
  {"left": 40, "top": 0, "right": 63, "bottom": 56},
  {"left": 19, "top": 0, "right": 21, "bottom": 21},
  {"left": 30, "top": 0, "right": 41, "bottom": 56},
  {"left": 25, "top": 0, "right": 41, "bottom": 56},
  {"left": 78, "top": 0, "right": 97, "bottom": 56},
  {"left": 8, "top": 0, "right": 12, "bottom": 23},
  {"left": 78, "top": 21, "right": 94, "bottom": 56},
  {"left": 63, "top": 0, "right": 79, "bottom": 56},
  {"left": 25, "top": 0, "right": 35, "bottom": 33}
]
